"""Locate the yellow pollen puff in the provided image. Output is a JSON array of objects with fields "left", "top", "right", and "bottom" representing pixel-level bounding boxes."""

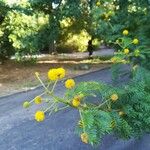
[
  {"left": 123, "top": 30, "right": 129, "bottom": 35},
  {"left": 72, "top": 98, "right": 80, "bottom": 107},
  {"left": 35, "top": 111, "right": 45, "bottom": 122},
  {"left": 111, "top": 94, "right": 118, "bottom": 102},
  {"left": 48, "top": 68, "right": 65, "bottom": 81},
  {"left": 119, "top": 111, "right": 125, "bottom": 116},
  {"left": 134, "top": 49, "right": 140, "bottom": 57},
  {"left": 23, "top": 101, "right": 30, "bottom": 108},
  {"left": 104, "top": 14, "right": 109, "bottom": 19},
  {"left": 81, "top": 133, "right": 88, "bottom": 144},
  {"left": 124, "top": 48, "right": 129, "bottom": 54},
  {"left": 65, "top": 79, "right": 75, "bottom": 89},
  {"left": 34, "top": 96, "right": 42, "bottom": 104},
  {"left": 133, "top": 38, "right": 139, "bottom": 45},
  {"left": 96, "top": 1, "right": 101, "bottom": 6}
]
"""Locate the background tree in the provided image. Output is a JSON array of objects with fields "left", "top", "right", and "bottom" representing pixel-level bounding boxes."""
[{"left": 0, "top": 0, "right": 149, "bottom": 67}]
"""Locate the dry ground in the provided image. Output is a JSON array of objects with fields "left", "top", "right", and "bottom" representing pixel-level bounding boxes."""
[{"left": 0, "top": 59, "right": 111, "bottom": 97}]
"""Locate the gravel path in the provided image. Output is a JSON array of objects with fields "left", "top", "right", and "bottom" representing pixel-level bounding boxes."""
[{"left": 0, "top": 67, "right": 149, "bottom": 150}]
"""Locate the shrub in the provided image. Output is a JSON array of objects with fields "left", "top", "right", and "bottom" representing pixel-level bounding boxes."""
[{"left": 23, "top": 30, "right": 150, "bottom": 146}]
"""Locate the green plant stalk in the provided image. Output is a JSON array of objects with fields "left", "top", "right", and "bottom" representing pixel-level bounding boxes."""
[
  {"left": 79, "top": 109, "right": 86, "bottom": 133},
  {"left": 96, "top": 99, "right": 110, "bottom": 109},
  {"left": 44, "top": 102, "right": 56, "bottom": 113}
]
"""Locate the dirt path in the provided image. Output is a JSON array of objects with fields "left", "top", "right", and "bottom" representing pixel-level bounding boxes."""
[{"left": 0, "top": 61, "right": 110, "bottom": 97}]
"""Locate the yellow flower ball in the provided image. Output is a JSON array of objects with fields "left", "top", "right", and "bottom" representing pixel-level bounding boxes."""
[
  {"left": 48, "top": 69, "right": 58, "bottom": 80},
  {"left": 96, "top": 1, "right": 101, "bottom": 6},
  {"left": 56, "top": 68, "right": 66, "bottom": 79},
  {"left": 72, "top": 98, "right": 80, "bottom": 107},
  {"left": 108, "top": 11, "right": 113, "bottom": 16},
  {"left": 48, "top": 68, "right": 65, "bottom": 81},
  {"left": 124, "top": 48, "right": 129, "bottom": 54},
  {"left": 119, "top": 111, "right": 125, "bottom": 116},
  {"left": 34, "top": 96, "right": 42, "bottom": 104},
  {"left": 35, "top": 111, "right": 45, "bottom": 122},
  {"left": 133, "top": 38, "right": 139, "bottom": 45},
  {"left": 111, "top": 94, "right": 118, "bottom": 102},
  {"left": 134, "top": 49, "right": 140, "bottom": 57},
  {"left": 123, "top": 29, "right": 129, "bottom": 35},
  {"left": 81, "top": 133, "right": 88, "bottom": 144},
  {"left": 104, "top": 14, "right": 109, "bottom": 19},
  {"left": 23, "top": 101, "right": 30, "bottom": 108},
  {"left": 65, "top": 79, "right": 75, "bottom": 89}
]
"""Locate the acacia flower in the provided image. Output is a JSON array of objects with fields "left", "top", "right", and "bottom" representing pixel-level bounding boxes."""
[
  {"left": 81, "top": 133, "right": 88, "bottom": 144},
  {"left": 134, "top": 49, "right": 140, "bottom": 57},
  {"left": 119, "top": 111, "right": 125, "bottom": 116},
  {"left": 65, "top": 79, "right": 75, "bottom": 89},
  {"left": 133, "top": 38, "right": 139, "bottom": 45},
  {"left": 96, "top": 1, "right": 101, "bottom": 6},
  {"left": 48, "top": 68, "right": 65, "bottom": 81},
  {"left": 23, "top": 101, "right": 30, "bottom": 108},
  {"left": 124, "top": 48, "right": 129, "bottom": 54},
  {"left": 35, "top": 111, "right": 45, "bottom": 122},
  {"left": 34, "top": 96, "right": 42, "bottom": 104},
  {"left": 72, "top": 97, "right": 80, "bottom": 107},
  {"left": 111, "top": 94, "right": 118, "bottom": 102},
  {"left": 123, "top": 29, "right": 129, "bottom": 35}
]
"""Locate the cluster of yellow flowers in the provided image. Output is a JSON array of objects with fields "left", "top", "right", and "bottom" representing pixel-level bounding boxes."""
[
  {"left": 23, "top": 95, "right": 44, "bottom": 122},
  {"left": 48, "top": 68, "right": 65, "bottom": 81},
  {"left": 23, "top": 68, "right": 78, "bottom": 122},
  {"left": 123, "top": 29, "right": 139, "bottom": 44},
  {"left": 23, "top": 66, "right": 127, "bottom": 144},
  {"left": 111, "top": 30, "right": 141, "bottom": 64}
]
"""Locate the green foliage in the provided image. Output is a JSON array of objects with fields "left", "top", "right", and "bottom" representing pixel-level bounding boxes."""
[
  {"left": 77, "top": 109, "right": 112, "bottom": 145},
  {"left": 71, "top": 66, "right": 150, "bottom": 145},
  {"left": 0, "top": 0, "right": 149, "bottom": 65}
]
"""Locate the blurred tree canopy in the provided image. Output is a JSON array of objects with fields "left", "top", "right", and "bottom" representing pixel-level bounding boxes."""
[{"left": 0, "top": 0, "right": 150, "bottom": 62}]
